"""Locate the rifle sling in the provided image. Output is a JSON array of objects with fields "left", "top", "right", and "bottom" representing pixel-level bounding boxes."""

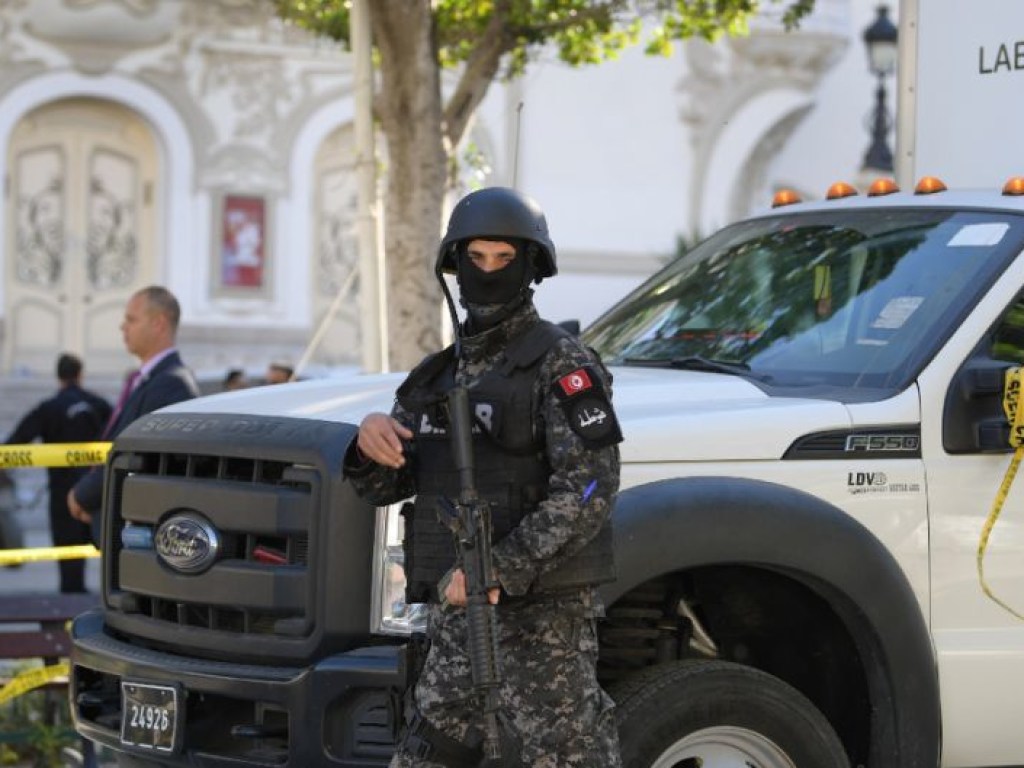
[{"left": 402, "top": 711, "right": 482, "bottom": 767}]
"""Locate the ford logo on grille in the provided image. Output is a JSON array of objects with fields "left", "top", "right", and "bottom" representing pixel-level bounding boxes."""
[{"left": 154, "top": 513, "right": 220, "bottom": 573}]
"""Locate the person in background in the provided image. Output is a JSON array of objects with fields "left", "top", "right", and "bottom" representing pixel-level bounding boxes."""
[
  {"left": 223, "top": 368, "right": 247, "bottom": 391},
  {"left": 346, "top": 187, "right": 624, "bottom": 766},
  {"left": 5, "top": 353, "right": 111, "bottom": 592},
  {"left": 67, "top": 286, "right": 200, "bottom": 546},
  {"left": 265, "top": 362, "right": 294, "bottom": 384}
]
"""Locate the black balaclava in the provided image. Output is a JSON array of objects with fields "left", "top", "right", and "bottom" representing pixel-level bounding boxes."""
[{"left": 456, "top": 239, "right": 537, "bottom": 333}]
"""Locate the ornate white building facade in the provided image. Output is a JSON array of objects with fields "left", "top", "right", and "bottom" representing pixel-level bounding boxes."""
[{"left": 0, "top": 0, "right": 888, "bottom": 380}]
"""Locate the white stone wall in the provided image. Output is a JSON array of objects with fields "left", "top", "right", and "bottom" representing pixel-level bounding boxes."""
[{"left": 0, "top": 0, "right": 897, "bottom": 371}]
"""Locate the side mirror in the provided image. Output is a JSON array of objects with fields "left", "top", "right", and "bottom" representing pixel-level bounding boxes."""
[{"left": 943, "top": 358, "right": 1013, "bottom": 453}]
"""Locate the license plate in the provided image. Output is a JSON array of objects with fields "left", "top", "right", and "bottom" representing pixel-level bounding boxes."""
[{"left": 120, "top": 681, "right": 181, "bottom": 752}]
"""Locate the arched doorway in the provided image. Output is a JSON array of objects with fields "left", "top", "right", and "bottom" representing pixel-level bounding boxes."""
[{"left": 4, "top": 98, "right": 158, "bottom": 375}]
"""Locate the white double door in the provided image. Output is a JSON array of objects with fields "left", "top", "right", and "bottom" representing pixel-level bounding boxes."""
[{"left": 4, "top": 98, "right": 157, "bottom": 375}]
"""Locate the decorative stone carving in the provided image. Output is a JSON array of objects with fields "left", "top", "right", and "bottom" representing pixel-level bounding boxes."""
[
  {"left": 2, "top": 0, "right": 351, "bottom": 197},
  {"left": 86, "top": 151, "right": 139, "bottom": 291},
  {"left": 0, "top": 0, "right": 31, "bottom": 13},
  {"left": 202, "top": 145, "right": 283, "bottom": 194},
  {"left": 65, "top": 0, "right": 159, "bottom": 15},
  {"left": 317, "top": 167, "right": 359, "bottom": 300},
  {"left": 681, "top": 32, "right": 846, "bottom": 134},
  {"left": 24, "top": 0, "right": 176, "bottom": 51},
  {"left": 0, "top": 0, "right": 47, "bottom": 73},
  {"left": 679, "top": 0, "right": 850, "bottom": 226},
  {"left": 180, "top": 0, "right": 277, "bottom": 36},
  {"left": 13, "top": 147, "right": 65, "bottom": 288},
  {"left": 200, "top": 49, "right": 295, "bottom": 143},
  {"left": 733, "top": 105, "right": 812, "bottom": 221}
]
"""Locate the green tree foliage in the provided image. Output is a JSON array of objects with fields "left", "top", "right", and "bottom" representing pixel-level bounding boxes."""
[
  {"left": 272, "top": 0, "right": 816, "bottom": 369},
  {"left": 276, "top": 1, "right": 815, "bottom": 73}
]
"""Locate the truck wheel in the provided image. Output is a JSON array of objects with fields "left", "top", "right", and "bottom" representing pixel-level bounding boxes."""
[{"left": 611, "top": 660, "right": 849, "bottom": 768}]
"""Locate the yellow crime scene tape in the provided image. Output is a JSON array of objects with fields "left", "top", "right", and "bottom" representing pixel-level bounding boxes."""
[
  {"left": 0, "top": 442, "right": 109, "bottom": 566},
  {"left": 0, "top": 442, "right": 110, "bottom": 470},
  {"left": 0, "top": 442, "right": 106, "bottom": 702},
  {"left": 0, "top": 662, "right": 69, "bottom": 705},
  {"left": 978, "top": 366, "right": 1024, "bottom": 620},
  {"left": 0, "top": 544, "right": 100, "bottom": 567}
]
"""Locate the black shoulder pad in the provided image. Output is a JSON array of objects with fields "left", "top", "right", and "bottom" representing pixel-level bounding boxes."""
[
  {"left": 504, "top": 321, "right": 571, "bottom": 371},
  {"left": 396, "top": 345, "right": 455, "bottom": 402}
]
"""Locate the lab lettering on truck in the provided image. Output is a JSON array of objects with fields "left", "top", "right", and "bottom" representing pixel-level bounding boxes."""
[{"left": 978, "top": 40, "right": 1024, "bottom": 75}]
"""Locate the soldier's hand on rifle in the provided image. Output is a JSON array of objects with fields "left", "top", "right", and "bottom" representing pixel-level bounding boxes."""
[
  {"left": 356, "top": 412, "right": 413, "bottom": 469},
  {"left": 444, "top": 568, "right": 500, "bottom": 608}
]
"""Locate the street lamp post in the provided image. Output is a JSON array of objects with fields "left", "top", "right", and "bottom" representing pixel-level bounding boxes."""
[{"left": 862, "top": 5, "right": 899, "bottom": 173}]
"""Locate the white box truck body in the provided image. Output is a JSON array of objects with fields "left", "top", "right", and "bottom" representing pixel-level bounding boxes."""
[{"left": 897, "top": 0, "right": 1024, "bottom": 188}]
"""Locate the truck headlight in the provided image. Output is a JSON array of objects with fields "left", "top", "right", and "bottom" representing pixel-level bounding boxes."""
[{"left": 371, "top": 502, "right": 427, "bottom": 635}]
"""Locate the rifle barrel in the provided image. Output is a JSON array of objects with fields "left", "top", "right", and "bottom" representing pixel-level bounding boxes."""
[{"left": 448, "top": 386, "right": 477, "bottom": 499}]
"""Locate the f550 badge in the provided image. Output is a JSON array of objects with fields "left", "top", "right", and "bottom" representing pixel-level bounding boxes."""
[{"left": 845, "top": 434, "right": 920, "bottom": 452}]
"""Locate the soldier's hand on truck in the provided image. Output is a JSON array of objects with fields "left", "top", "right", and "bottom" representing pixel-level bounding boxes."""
[{"left": 356, "top": 412, "right": 413, "bottom": 469}]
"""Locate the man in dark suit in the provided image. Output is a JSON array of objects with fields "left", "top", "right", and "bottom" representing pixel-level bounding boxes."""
[
  {"left": 5, "top": 352, "right": 112, "bottom": 591},
  {"left": 68, "top": 286, "right": 200, "bottom": 545}
]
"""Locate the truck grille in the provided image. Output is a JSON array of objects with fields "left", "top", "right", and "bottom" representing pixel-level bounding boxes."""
[
  {"left": 99, "top": 412, "right": 365, "bottom": 664},
  {"left": 109, "top": 451, "right": 316, "bottom": 638}
]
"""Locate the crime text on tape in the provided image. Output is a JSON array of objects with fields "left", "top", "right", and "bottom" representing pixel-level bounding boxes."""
[{"left": 0, "top": 442, "right": 110, "bottom": 469}]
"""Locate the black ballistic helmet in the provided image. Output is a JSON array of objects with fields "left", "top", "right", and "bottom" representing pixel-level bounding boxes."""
[{"left": 437, "top": 187, "right": 557, "bottom": 280}]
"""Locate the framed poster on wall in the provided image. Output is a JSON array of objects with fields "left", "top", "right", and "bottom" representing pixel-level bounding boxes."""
[{"left": 216, "top": 193, "right": 269, "bottom": 293}]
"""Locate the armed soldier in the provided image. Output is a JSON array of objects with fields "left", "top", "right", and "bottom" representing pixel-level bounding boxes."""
[{"left": 345, "top": 187, "right": 623, "bottom": 767}]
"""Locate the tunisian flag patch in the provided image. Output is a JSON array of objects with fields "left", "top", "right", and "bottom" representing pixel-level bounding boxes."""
[
  {"left": 551, "top": 365, "right": 622, "bottom": 448},
  {"left": 557, "top": 368, "right": 593, "bottom": 397}
]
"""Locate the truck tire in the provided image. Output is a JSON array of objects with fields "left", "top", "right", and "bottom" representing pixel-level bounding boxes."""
[{"left": 611, "top": 659, "right": 850, "bottom": 768}]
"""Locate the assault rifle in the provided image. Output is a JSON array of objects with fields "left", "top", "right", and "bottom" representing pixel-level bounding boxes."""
[{"left": 439, "top": 386, "right": 503, "bottom": 761}]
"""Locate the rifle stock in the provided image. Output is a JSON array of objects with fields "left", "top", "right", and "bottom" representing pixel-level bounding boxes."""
[{"left": 444, "top": 386, "right": 503, "bottom": 761}]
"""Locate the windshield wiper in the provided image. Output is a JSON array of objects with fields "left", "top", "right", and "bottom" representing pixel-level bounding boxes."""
[
  {"left": 621, "top": 355, "right": 770, "bottom": 382},
  {"left": 670, "top": 356, "right": 771, "bottom": 382}
]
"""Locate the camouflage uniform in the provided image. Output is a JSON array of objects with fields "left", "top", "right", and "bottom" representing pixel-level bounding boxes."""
[{"left": 349, "top": 302, "right": 622, "bottom": 767}]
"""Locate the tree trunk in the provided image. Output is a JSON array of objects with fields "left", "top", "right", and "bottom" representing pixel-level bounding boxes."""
[{"left": 370, "top": 1, "right": 448, "bottom": 371}]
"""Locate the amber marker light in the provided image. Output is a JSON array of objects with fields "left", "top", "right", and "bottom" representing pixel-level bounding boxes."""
[
  {"left": 914, "top": 176, "right": 948, "bottom": 195},
  {"left": 826, "top": 181, "right": 859, "bottom": 200},
  {"left": 772, "top": 189, "right": 802, "bottom": 208},
  {"left": 1002, "top": 177, "right": 1024, "bottom": 196},
  {"left": 867, "top": 178, "right": 900, "bottom": 197}
]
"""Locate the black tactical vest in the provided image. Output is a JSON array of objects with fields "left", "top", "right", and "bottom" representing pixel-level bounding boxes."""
[{"left": 396, "top": 321, "right": 615, "bottom": 603}]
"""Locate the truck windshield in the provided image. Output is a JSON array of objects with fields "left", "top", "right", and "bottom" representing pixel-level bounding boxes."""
[{"left": 584, "top": 208, "right": 1024, "bottom": 399}]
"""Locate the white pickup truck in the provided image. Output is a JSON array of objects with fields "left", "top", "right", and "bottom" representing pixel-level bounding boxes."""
[{"left": 70, "top": 179, "right": 1024, "bottom": 767}]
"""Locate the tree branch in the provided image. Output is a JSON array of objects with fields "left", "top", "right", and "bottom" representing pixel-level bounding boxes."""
[{"left": 441, "top": 4, "right": 515, "bottom": 150}]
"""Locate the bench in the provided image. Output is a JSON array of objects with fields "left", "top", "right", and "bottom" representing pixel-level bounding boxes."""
[
  {"left": 0, "top": 593, "right": 97, "bottom": 659},
  {"left": 0, "top": 593, "right": 100, "bottom": 766}
]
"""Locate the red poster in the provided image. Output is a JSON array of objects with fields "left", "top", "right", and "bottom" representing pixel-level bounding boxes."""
[{"left": 221, "top": 195, "right": 265, "bottom": 289}]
